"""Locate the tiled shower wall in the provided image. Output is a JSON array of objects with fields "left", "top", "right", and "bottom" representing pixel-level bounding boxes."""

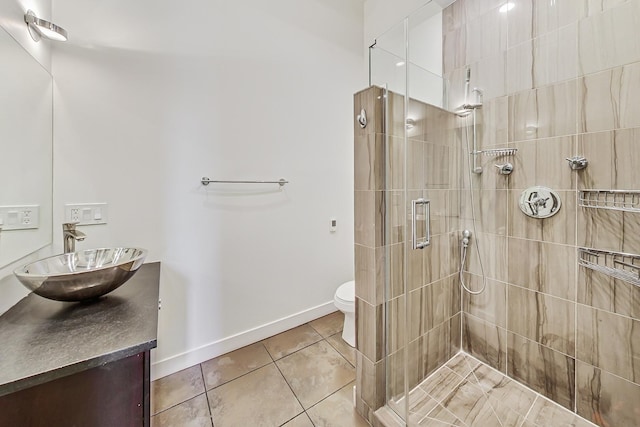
[
  {"left": 353, "top": 87, "right": 462, "bottom": 423},
  {"left": 444, "top": 1, "right": 640, "bottom": 426}
]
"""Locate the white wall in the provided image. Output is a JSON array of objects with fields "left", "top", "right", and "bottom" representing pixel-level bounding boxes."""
[
  {"left": 51, "top": 0, "right": 363, "bottom": 378},
  {"left": 364, "top": 0, "right": 452, "bottom": 48},
  {"left": 0, "top": 0, "right": 53, "bottom": 315},
  {"left": 0, "top": 0, "right": 52, "bottom": 69}
]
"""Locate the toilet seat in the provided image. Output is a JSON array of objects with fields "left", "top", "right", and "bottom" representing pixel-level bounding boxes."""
[
  {"left": 334, "top": 280, "right": 355, "bottom": 312},
  {"left": 334, "top": 280, "right": 356, "bottom": 347}
]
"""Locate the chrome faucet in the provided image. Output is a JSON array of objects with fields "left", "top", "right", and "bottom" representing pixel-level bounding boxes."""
[{"left": 63, "top": 222, "right": 86, "bottom": 253}]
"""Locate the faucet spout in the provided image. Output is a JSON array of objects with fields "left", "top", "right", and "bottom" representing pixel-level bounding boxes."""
[{"left": 63, "top": 223, "right": 86, "bottom": 253}]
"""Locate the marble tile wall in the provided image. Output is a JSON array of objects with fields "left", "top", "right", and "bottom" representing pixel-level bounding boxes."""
[
  {"left": 353, "top": 87, "right": 462, "bottom": 423},
  {"left": 444, "top": 1, "right": 640, "bottom": 426}
]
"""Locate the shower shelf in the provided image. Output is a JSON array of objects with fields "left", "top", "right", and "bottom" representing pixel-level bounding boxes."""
[
  {"left": 472, "top": 148, "right": 518, "bottom": 156},
  {"left": 579, "top": 190, "right": 640, "bottom": 213},
  {"left": 578, "top": 247, "right": 640, "bottom": 287}
]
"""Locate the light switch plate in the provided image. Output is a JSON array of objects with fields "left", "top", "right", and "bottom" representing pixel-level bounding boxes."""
[
  {"left": 0, "top": 205, "right": 39, "bottom": 230},
  {"left": 65, "top": 203, "right": 108, "bottom": 226}
]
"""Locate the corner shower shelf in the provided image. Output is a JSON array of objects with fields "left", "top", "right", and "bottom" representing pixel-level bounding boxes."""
[
  {"left": 578, "top": 247, "right": 640, "bottom": 287},
  {"left": 579, "top": 190, "right": 640, "bottom": 213}
]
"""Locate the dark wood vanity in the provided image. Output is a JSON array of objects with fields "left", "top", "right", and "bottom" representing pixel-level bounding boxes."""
[{"left": 0, "top": 262, "right": 160, "bottom": 427}]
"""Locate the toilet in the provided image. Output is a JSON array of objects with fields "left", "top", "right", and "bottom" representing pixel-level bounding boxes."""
[{"left": 334, "top": 280, "right": 355, "bottom": 347}]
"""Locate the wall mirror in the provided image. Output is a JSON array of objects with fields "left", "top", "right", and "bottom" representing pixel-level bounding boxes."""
[{"left": 0, "top": 26, "right": 52, "bottom": 268}]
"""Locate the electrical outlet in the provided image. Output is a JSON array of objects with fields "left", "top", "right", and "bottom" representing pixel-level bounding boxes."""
[
  {"left": 0, "top": 205, "right": 39, "bottom": 230},
  {"left": 64, "top": 203, "right": 108, "bottom": 226},
  {"left": 69, "top": 207, "right": 80, "bottom": 222}
]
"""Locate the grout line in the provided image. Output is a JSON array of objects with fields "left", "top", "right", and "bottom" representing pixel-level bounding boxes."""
[
  {"left": 420, "top": 366, "right": 466, "bottom": 406},
  {"left": 521, "top": 395, "right": 538, "bottom": 426},
  {"left": 152, "top": 319, "right": 347, "bottom": 426},
  {"left": 465, "top": 361, "right": 505, "bottom": 427},
  {"left": 462, "top": 351, "right": 601, "bottom": 427},
  {"left": 464, "top": 310, "right": 581, "bottom": 362},
  {"left": 575, "top": 300, "right": 640, "bottom": 323},
  {"left": 324, "top": 332, "right": 356, "bottom": 368},
  {"left": 273, "top": 367, "right": 307, "bottom": 425},
  {"left": 417, "top": 411, "right": 461, "bottom": 427},
  {"left": 420, "top": 404, "right": 468, "bottom": 427},
  {"left": 199, "top": 363, "right": 215, "bottom": 427},
  {"left": 151, "top": 391, "right": 209, "bottom": 418},
  {"left": 199, "top": 364, "right": 213, "bottom": 421},
  {"left": 272, "top": 344, "right": 314, "bottom": 415},
  {"left": 202, "top": 348, "right": 273, "bottom": 392},
  {"left": 279, "top": 412, "right": 315, "bottom": 427},
  {"left": 265, "top": 335, "right": 324, "bottom": 362}
]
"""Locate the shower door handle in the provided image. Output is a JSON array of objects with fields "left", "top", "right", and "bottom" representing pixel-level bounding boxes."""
[{"left": 411, "top": 198, "right": 430, "bottom": 250}]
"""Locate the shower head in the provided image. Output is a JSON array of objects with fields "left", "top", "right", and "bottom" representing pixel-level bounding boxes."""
[
  {"left": 454, "top": 102, "right": 482, "bottom": 116},
  {"left": 454, "top": 107, "right": 472, "bottom": 117}
]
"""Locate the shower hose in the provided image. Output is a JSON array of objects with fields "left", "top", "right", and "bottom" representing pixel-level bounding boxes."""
[{"left": 459, "top": 111, "right": 487, "bottom": 295}]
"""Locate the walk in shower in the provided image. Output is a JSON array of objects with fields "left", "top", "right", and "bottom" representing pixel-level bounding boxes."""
[{"left": 354, "top": 1, "right": 640, "bottom": 426}]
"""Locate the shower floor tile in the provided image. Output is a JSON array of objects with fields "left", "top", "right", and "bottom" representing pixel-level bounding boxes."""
[{"left": 384, "top": 352, "right": 599, "bottom": 427}]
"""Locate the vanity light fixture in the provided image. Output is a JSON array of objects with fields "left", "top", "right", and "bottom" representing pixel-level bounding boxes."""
[{"left": 24, "top": 10, "right": 68, "bottom": 42}]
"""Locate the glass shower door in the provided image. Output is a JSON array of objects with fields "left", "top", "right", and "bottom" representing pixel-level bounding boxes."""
[
  {"left": 369, "top": 2, "right": 456, "bottom": 425},
  {"left": 369, "top": 16, "right": 409, "bottom": 421}
]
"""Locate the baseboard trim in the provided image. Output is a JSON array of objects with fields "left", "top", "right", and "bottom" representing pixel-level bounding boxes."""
[{"left": 151, "top": 301, "right": 337, "bottom": 381}]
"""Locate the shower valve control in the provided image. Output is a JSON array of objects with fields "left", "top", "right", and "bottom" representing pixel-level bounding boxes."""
[{"left": 518, "top": 186, "right": 561, "bottom": 219}]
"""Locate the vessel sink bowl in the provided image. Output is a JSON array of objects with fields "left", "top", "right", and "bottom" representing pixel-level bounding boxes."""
[{"left": 14, "top": 248, "right": 148, "bottom": 302}]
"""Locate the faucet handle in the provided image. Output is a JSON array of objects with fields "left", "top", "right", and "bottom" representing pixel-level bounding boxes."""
[
  {"left": 494, "top": 163, "right": 513, "bottom": 175},
  {"left": 566, "top": 156, "right": 588, "bottom": 170}
]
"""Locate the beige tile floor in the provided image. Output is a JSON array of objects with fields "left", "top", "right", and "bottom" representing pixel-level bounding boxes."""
[
  {"left": 150, "top": 311, "right": 370, "bottom": 427},
  {"left": 379, "top": 353, "right": 599, "bottom": 427}
]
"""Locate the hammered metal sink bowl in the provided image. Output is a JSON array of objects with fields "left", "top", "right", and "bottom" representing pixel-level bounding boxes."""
[{"left": 14, "top": 248, "right": 147, "bottom": 302}]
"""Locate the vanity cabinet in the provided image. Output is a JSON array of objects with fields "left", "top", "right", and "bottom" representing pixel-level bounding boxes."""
[{"left": 0, "top": 263, "right": 160, "bottom": 427}]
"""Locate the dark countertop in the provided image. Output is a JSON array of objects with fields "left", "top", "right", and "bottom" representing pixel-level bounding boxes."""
[{"left": 0, "top": 262, "right": 160, "bottom": 397}]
